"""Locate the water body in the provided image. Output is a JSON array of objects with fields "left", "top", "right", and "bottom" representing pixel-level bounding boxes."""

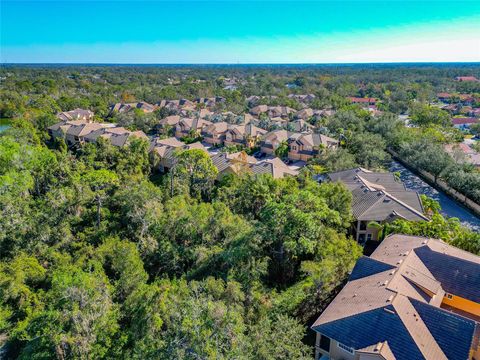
[
  {"left": 390, "top": 161, "right": 480, "bottom": 232},
  {"left": 0, "top": 119, "right": 11, "bottom": 133}
]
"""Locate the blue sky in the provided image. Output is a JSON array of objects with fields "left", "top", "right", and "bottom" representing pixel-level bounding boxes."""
[{"left": 1, "top": 1, "right": 479, "bottom": 63}]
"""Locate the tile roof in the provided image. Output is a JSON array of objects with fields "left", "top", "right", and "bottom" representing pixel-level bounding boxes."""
[
  {"left": 210, "top": 152, "right": 297, "bottom": 179},
  {"left": 84, "top": 127, "right": 147, "bottom": 147},
  {"left": 67, "top": 122, "right": 115, "bottom": 137},
  {"left": 328, "top": 168, "right": 406, "bottom": 192},
  {"left": 452, "top": 117, "right": 479, "bottom": 125},
  {"left": 411, "top": 299, "right": 477, "bottom": 360},
  {"left": 414, "top": 245, "right": 480, "bottom": 303},
  {"left": 294, "top": 133, "right": 338, "bottom": 147},
  {"left": 312, "top": 234, "right": 479, "bottom": 360},
  {"left": 158, "top": 115, "right": 181, "bottom": 126},
  {"left": 202, "top": 121, "right": 230, "bottom": 135},
  {"left": 56, "top": 108, "right": 94, "bottom": 121},
  {"left": 328, "top": 168, "right": 426, "bottom": 222},
  {"left": 349, "top": 256, "right": 395, "bottom": 281}
]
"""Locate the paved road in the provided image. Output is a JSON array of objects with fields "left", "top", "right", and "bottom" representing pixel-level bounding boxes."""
[{"left": 390, "top": 161, "right": 480, "bottom": 232}]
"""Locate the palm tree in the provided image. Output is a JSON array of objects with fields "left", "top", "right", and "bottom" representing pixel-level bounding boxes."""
[{"left": 366, "top": 221, "right": 394, "bottom": 242}]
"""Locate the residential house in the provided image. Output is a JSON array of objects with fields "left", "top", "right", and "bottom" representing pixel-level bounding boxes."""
[
  {"left": 48, "top": 119, "right": 117, "bottom": 146},
  {"left": 288, "top": 133, "right": 339, "bottom": 162},
  {"left": 246, "top": 95, "right": 261, "bottom": 105},
  {"left": 201, "top": 121, "right": 230, "bottom": 145},
  {"left": 211, "top": 151, "right": 298, "bottom": 179},
  {"left": 150, "top": 137, "right": 207, "bottom": 171},
  {"left": 458, "top": 94, "right": 476, "bottom": 105},
  {"left": 224, "top": 123, "right": 267, "bottom": 148},
  {"left": 194, "top": 97, "right": 224, "bottom": 108},
  {"left": 295, "top": 108, "right": 314, "bottom": 120},
  {"left": 261, "top": 129, "right": 294, "bottom": 155},
  {"left": 348, "top": 97, "right": 377, "bottom": 106},
  {"left": 437, "top": 92, "right": 452, "bottom": 103},
  {"left": 267, "top": 106, "right": 296, "bottom": 119},
  {"left": 250, "top": 105, "right": 268, "bottom": 116},
  {"left": 56, "top": 108, "right": 94, "bottom": 122},
  {"left": 325, "top": 168, "right": 428, "bottom": 242},
  {"left": 178, "top": 99, "right": 196, "bottom": 111},
  {"left": 175, "top": 118, "right": 212, "bottom": 138},
  {"left": 158, "top": 115, "right": 182, "bottom": 129},
  {"left": 452, "top": 117, "right": 479, "bottom": 130},
  {"left": 83, "top": 127, "right": 147, "bottom": 147},
  {"left": 289, "top": 119, "right": 314, "bottom": 133},
  {"left": 109, "top": 102, "right": 156, "bottom": 115},
  {"left": 270, "top": 117, "right": 288, "bottom": 127},
  {"left": 445, "top": 143, "right": 480, "bottom": 169},
  {"left": 455, "top": 76, "right": 479, "bottom": 82},
  {"left": 288, "top": 94, "right": 316, "bottom": 103},
  {"left": 442, "top": 104, "right": 460, "bottom": 115},
  {"left": 312, "top": 233, "right": 480, "bottom": 360},
  {"left": 196, "top": 108, "right": 213, "bottom": 119}
]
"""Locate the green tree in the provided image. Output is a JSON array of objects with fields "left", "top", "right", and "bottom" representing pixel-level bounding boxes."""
[
  {"left": 274, "top": 140, "right": 289, "bottom": 159},
  {"left": 172, "top": 149, "right": 218, "bottom": 199},
  {"left": 82, "top": 169, "right": 119, "bottom": 228}
]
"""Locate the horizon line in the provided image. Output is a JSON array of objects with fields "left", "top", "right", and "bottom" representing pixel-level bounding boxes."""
[{"left": 2, "top": 61, "right": 480, "bottom": 66}]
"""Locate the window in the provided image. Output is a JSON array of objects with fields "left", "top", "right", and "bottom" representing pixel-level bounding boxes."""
[
  {"left": 337, "top": 342, "right": 354, "bottom": 354},
  {"left": 358, "top": 234, "right": 366, "bottom": 244},
  {"left": 359, "top": 221, "right": 367, "bottom": 230},
  {"left": 367, "top": 233, "right": 372, "bottom": 241},
  {"left": 445, "top": 293, "right": 453, "bottom": 299},
  {"left": 319, "top": 335, "right": 331, "bottom": 352}
]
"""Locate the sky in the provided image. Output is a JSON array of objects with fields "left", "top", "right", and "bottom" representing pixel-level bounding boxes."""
[{"left": 1, "top": 0, "right": 480, "bottom": 63}]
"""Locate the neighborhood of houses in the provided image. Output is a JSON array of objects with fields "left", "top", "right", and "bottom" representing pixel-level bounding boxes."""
[
  {"left": 48, "top": 96, "right": 342, "bottom": 180},
  {"left": 437, "top": 90, "right": 480, "bottom": 168},
  {"left": 47, "top": 82, "right": 480, "bottom": 360}
]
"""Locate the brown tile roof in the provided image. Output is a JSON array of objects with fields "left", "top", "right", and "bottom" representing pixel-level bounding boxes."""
[
  {"left": 202, "top": 121, "right": 229, "bottom": 135},
  {"left": 67, "top": 122, "right": 115, "bottom": 137},
  {"left": 312, "top": 233, "right": 480, "bottom": 360},
  {"left": 48, "top": 119, "right": 88, "bottom": 132},
  {"left": 295, "top": 133, "right": 338, "bottom": 147},
  {"left": 159, "top": 115, "right": 181, "bottom": 126},
  {"left": 56, "top": 108, "right": 94, "bottom": 121},
  {"left": 210, "top": 152, "right": 296, "bottom": 179},
  {"left": 313, "top": 268, "right": 396, "bottom": 326}
]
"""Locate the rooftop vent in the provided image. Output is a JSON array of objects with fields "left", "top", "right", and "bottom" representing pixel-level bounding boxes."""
[{"left": 383, "top": 308, "right": 396, "bottom": 315}]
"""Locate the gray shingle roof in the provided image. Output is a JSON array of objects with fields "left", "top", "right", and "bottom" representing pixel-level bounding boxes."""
[{"left": 329, "top": 168, "right": 426, "bottom": 222}]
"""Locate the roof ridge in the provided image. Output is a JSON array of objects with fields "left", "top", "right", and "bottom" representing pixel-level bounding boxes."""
[
  {"left": 357, "top": 174, "right": 386, "bottom": 191},
  {"left": 393, "top": 295, "right": 448, "bottom": 360},
  {"left": 382, "top": 190, "right": 429, "bottom": 221}
]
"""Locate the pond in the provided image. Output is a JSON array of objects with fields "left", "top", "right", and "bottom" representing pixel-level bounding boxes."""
[
  {"left": 0, "top": 119, "right": 11, "bottom": 133},
  {"left": 390, "top": 161, "right": 480, "bottom": 232}
]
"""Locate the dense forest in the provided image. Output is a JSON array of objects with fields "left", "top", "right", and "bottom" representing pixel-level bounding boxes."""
[{"left": 1, "top": 64, "right": 480, "bottom": 359}]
